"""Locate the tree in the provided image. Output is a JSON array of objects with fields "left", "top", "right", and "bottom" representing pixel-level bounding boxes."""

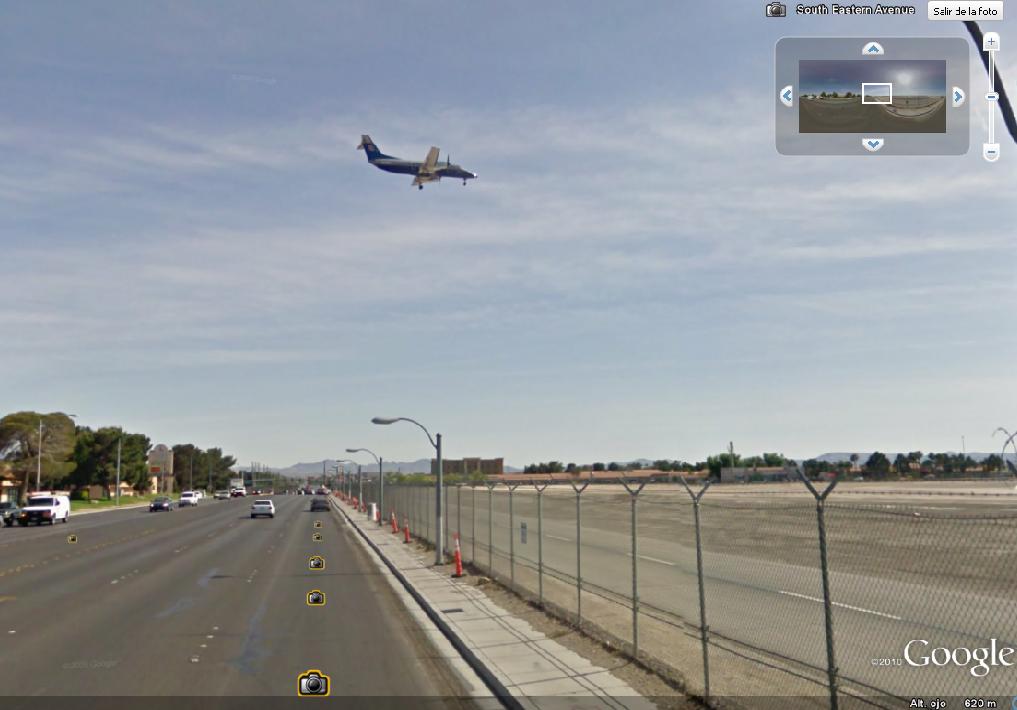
[
  {"left": 864, "top": 452, "right": 891, "bottom": 478},
  {"left": 173, "top": 444, "right": 201, "bottom": 490},
  {"left": 762, "top": 452, "right": 787, "bottom": 467},
  {"left": 802, "top": 459, "right": 824, "bottom": 479},
  {"left": 592, "top": 462, "right": 605, "bottom": 472},
  {"left": 0, "top": 411, "right": 78, "bottom": 498},
  {"left": 983, "top": 454, "right": 1003, "bottom": 472},
  {"left": 607, "top": 462, "right": 621, "bottom": 471},
  {"left": 893, "top": 453, "right": 909, "bottom": 476}
]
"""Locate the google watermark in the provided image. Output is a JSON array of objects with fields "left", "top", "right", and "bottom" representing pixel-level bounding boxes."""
[{"left": 873, "top": 639, "right": 1016, "bottom": 678}]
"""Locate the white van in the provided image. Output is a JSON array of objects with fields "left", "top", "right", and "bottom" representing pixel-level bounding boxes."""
[{"left": 18, "top": 493, "right": 71, "bottom": 526}]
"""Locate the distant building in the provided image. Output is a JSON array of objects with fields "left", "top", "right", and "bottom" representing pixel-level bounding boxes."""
[
  {"left": 148, "top": 444, "right": 175, "bottom": 494},
  {"left": 432, "top": 457, "right": 504, "bottom": 477},
  {"left": 720, "top": 465, "right": 796, "bottom": 484}
]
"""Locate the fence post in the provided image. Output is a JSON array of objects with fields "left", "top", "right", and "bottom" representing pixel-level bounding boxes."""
[
  {"left": 620, "top": 477, "right": 648, "bottom": 657},
  {"left": 533, "top": 480, "right": 549, "bottom": 606},
  {"left": 679, "top": 475, "right": 713, "bottom": 704},
  {"left": 456, "top": 484, "right": 462, "bottom": 546},
  {"left": 425, "top": 484, "right": 430, "bottom": 543},
  {"left": 569, "top": 476, "right": 591, "bottom": 625},
  {"left": 486, "top": 481, "right": 497, "bottom": 575},
  {"left": 506, "top": 482, "right": 520, "bottom": 589},
  {"left": 444, "top": 482, "right": 450, "bottom": 555},
  {"left": 472, "top": 484, "right": 477, "bottom": 565},
  {"left": 797, "top": 468, "right": 840, "bottom": 710}
]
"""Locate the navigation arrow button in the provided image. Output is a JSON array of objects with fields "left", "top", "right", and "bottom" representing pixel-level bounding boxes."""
[
  {"left": 862, "top": 137, "right": 884, "bottom": 153},
  {"left": 952, "top": 87, "right": 965, "bottom": 108},
  {"left": 779, "top": 85, "right": 793, "bottom": 108}
]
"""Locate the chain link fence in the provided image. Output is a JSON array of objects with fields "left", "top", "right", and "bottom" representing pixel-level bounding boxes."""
[{"left": 348, "top": 476, "right": 1017, "bottom": 708}]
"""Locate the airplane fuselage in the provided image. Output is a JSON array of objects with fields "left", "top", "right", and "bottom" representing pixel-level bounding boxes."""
[{"left": 369, "top": 158, "right": 424, "bottom": 176}]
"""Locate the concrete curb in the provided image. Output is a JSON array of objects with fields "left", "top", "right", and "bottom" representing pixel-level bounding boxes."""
[{"left": 331, "top": 496, "right": 519, "bottom": 709}]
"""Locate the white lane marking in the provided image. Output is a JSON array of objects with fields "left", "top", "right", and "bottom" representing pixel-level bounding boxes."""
[
  {"left": 547, "top": 534, "right": 571, "bottom": 542},
  {"left": 778, "top": 590, "right": 901, "bottom": 620},
  {"left": 625, "top": 552, "right": 676, "bottom": 567}
]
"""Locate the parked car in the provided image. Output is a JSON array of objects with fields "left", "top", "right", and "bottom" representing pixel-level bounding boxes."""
[
  {"left": 0, "top": 501, "right": 19, "bottom": 527},
  {"left": 178, "top": 491, "right": 200, "bottom": 507},
  {"left": 17, "top": 494, "right": 71, "bottom": 526},
  {"left": 149, "top": 497, "right": 174, "bottom": 512},
  {"left": 214, "top": 490, "right": 230, "bottom": 500},
  {"left": 250, "top": 499, "right": 275, "bottom": 518},
  {"left": 309, "top": 497, "right": 330, "bottom": 512}
]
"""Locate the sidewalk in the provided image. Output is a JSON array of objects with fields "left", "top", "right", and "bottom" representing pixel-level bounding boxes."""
[{"left": 336, "top": 499, "right": 658, "bottom": 710}]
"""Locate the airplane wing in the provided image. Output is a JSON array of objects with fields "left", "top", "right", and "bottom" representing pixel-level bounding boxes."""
[
  {"left": 412, "top": 173, "right": 440, "bottom": 187},
  {"left": 421, "top": 147, "right": 439, "bottom": 173},
  {"left": 412, "top": 147, "right": 442, "bottom": 187}
]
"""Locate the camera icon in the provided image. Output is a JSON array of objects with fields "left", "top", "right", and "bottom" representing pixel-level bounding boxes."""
[
  {"left": 308, "top": 555, "right": 325, "bottom": 570},
  {"left": 297, "top": 669, "right": 330, "bottom": 696},
  {"left": 766, "top": 1, "right": 787, "bottom": 16},
  {"left": 307, "top": 589, "right": 326, "bottom": 606},
  {"left": 313, "top": 520, "right": 323, "bottom": 528},
  {"left": 312, "top": 532, "right": 322, "bottom": 542}
]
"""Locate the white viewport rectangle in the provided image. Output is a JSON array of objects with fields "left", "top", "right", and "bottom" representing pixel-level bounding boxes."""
[{"left": 861, "top": 83, "right": 893, "bottom": 105}]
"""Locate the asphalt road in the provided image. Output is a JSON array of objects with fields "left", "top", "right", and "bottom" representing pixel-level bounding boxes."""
[
  {"left": 0, "top": 495, "right": 472, "bottom": 707},
  {"left": 387, "top": 485, "right": 1017, "bottom": 699}
]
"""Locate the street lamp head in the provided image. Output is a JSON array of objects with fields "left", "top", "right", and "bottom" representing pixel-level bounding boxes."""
[
  {"left": 371, "top": 417, "right": 398, "bottom": 425},
  {"left": 346, "top": 448, "right": 361, "bottom": 453}
]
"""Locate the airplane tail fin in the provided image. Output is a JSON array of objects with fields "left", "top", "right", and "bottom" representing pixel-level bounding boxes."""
[{"left": 357, "top": 134, "right": 386, "bottom": 161}]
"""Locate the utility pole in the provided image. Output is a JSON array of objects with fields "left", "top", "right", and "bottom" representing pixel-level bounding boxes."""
[
  {"left": 36, "top": 418, "right": 43, "bottom": 492},
  {"left": 115, "top": 433, "right": 122, "bottom": 506}
]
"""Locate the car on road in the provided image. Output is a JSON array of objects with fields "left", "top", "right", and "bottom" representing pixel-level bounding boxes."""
[
  {"left": 17, "top": 494, "right": 71, "bottom": 525},
  {"left": 230, "top": 488, "right": 246, "bottom": 498},
  {"left": 250, "top": 499, "right": 275, "bottom": 518},
  {"left": 213, "top": 490, "right": 230, "bottom": 500},
  {"left": 309, "top": 497, "right": 330, "bottom": 512},
  {"left": 178, "top": 491, "right": 200, "bottom": 507},
  {"left": 149, "top": 497, "right": 174, "bottom": 512},
  {"left": 0, "top": 501, "right": 19, "bottom": 527}
]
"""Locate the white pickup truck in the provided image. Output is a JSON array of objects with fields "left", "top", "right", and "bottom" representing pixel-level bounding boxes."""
[{"left": 178, "top": 491, "right": 200, "bottom": 507}]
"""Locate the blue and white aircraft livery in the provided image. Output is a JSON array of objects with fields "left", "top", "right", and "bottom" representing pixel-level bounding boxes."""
[{"left": 357, "top": 135, "right": 477, "bottom": 189}]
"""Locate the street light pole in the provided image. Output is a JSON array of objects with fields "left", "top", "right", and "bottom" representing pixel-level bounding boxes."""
[
  {"left": 115, "top": 432, "right": 122, "bottom": 506},
  {"left": 347, "top": 448, "right": 384, "bottom": 525},
  {"left": 36, "top": 418, "right": 43, "bottom": 492},
  {"left": 372, "top": 416, "right": 444, "bottom": 565}
]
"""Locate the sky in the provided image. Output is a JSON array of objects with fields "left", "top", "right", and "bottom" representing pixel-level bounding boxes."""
[
  {"left": 799, "top": 59, "right": 946, "bottom": 96},
  {"left": 2, "top": 4, "right": 1015, "bottom": 468}
]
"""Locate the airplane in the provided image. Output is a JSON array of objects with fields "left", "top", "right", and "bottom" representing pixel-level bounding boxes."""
[{"left": 357, "top": 135, "right": 477, "bottom": 190}]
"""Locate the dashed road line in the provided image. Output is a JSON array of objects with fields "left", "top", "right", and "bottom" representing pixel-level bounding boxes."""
[{"left": 778, "top": 590, "right": 901, "bottom": 620}]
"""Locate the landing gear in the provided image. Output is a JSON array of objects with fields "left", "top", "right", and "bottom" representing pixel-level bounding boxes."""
[
  {"left": 462, "top": 180, "right": 467, "bottom": 186},
  {"left": 418, "top": 185, "right": 423, "bottom": 191}
]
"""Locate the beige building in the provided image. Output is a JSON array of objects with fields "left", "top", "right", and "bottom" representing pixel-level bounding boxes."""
[{"left": 431, "top": 457, "right": 504, "bottom": 477}]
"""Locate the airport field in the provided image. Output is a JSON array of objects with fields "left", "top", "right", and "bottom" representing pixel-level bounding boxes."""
[{"left": 383, "top": 480, "right": 1017, "bottom": 706}]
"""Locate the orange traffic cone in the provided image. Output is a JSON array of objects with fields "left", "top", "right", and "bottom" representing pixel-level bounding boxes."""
[
  {"left": 403, "top": 517, "right": 411, "bottom": 544},
  {"left": 452, "top": 533, "right": 464, "bottom": 578}
]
